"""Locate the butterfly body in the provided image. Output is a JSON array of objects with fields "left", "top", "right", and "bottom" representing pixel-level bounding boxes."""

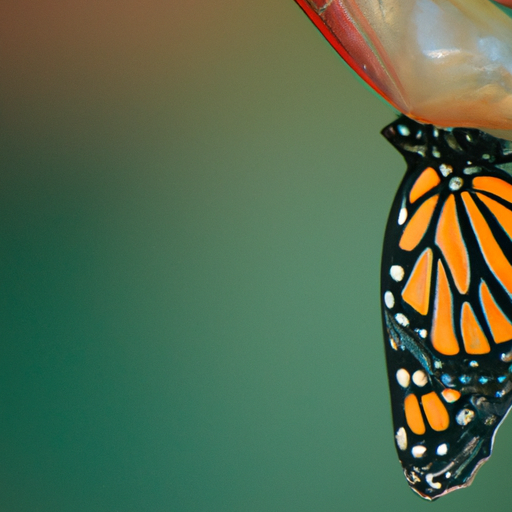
[{"left": 381, "top": 115, "right": 512, "bottom": 499}]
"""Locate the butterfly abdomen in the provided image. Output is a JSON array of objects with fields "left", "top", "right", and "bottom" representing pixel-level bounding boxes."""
[{"left": 381, "top": 116, "right": 512, "bottom": 500}]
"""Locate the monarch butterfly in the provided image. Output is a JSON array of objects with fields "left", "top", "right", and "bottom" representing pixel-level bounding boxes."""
[{"left": 294, "top": 0, "right": 512, "bottom": 500}]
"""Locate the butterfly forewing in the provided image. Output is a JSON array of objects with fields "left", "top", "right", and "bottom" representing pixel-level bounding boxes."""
[{"left": 381, "top": 116, "right": 512, "bottom": 500}]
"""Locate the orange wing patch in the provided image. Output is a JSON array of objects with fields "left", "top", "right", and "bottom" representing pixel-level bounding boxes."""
[
  {"left": 435, "top": 194, "right": 470, "bottom": 294},
  {"left": 473, "top": 176, "right": 512, "bottom": 204},
  {"left": 461, "top": 302, "right": 491, "bottom": 355},
  {"left": 431, "top": 260, "right": 459, "bottom": 355},
  {"left": 480, "top": 280, "right": 512, "bottom": 343},
  {"left": 409, "top": 167, "right": 441, "bottom": 203},
  {"left": 402, "top": 248, "right": 433, "bottom": 315},
  {"left": 404, "top": 394, "right": 426, "bottom": 435},
  {"left": 441, "top": 388, "right": 461, "bottom": 403},
  {"left": 421, "top": 392, "right": 450, "bottom": 432},
  {"left": 399, "top": 195, "right": 439, "bottom": 251}
]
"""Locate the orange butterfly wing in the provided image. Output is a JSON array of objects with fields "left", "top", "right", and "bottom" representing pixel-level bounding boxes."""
[{"left": 381, "top": 116, "right": 512, "bottom": 500}]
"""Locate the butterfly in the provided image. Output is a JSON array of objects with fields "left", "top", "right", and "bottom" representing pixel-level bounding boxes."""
[{"left": 294, "top": 0, "right": 512, "bottom": 500}]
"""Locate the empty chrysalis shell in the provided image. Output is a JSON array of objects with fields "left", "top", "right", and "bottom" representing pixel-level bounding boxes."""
[{"left": 296, "top": 0, "right": 512, "bottom": 137}]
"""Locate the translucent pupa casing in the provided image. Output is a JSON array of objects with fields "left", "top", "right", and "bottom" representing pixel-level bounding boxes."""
[{"left": 295, "top": 0, "right": 512, "bottom": 136}]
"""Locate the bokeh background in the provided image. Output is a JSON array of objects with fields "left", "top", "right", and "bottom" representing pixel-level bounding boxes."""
[{"left": 2, "top": 1, "right": 512, "bottom": 511}]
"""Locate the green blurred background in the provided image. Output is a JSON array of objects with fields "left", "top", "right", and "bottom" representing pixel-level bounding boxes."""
[{"left": 2, "top": 1, "right": 512, "bottom": 511}]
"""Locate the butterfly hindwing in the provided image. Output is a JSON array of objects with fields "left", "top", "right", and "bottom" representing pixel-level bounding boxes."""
[{"left": 381, "top": 116, "right": 512, "bottom": 500}]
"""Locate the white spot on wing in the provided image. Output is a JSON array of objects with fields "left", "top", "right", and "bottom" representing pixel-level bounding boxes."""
[
  {"left": 449, "top": 177, "right": 463, "bottom": 191},
  {"left": 395, "top": 313, "right": 409, "bottom": 327},
  {"left": 436, "top": 443, "right": 448, "bottom": 456},
  {"left": 398, "top": 207, "right": 408, "bottom": 225},
  {"left": 416, "top": 329, "right": 427, "bottom": 339},
  {"left": 412, "top": 370, "right": 428, "bottom": 387},
  {"left": 396, "top": 369, "right": 410, "bottom": 388},
  {"left": 439, "top": 163, "right": 453, "bottom": 177},
  {"left": 384, "top": 291, "right": 395, "bottom": 309},
  {"left": 412, "top": 445, "right": 427, "bottom": 458},
  {"left": 390, "top": 265, "right": 405, "bottom": 282},
  {"left": 395, "top": 427, "right": 407, "bottom": 451}
]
